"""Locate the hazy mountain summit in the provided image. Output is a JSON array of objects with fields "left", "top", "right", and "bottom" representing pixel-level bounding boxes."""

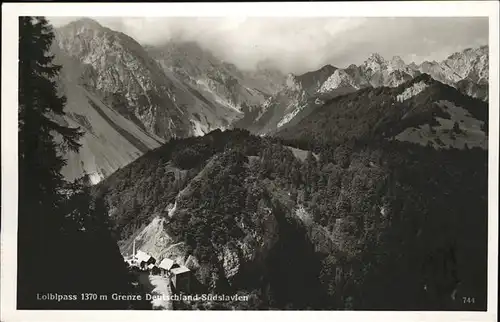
[{"left": 146, "top": 40, "right": 286, "bottom": 112}]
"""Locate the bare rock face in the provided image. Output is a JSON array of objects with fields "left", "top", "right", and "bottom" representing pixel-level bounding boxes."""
[
  {"left": 55, "top": 19, "right": 191, "bottom": 139},
  {"left": 319, "top": 69, "right": 360, "bottom": 93},
  {"left": 285, "top": 74, "right": 302, "bottom": 91},
  {"left": 455, "top": 78, "right": 488, "bottom": 101},
  {"left": 443, "top": 46, "right": 488, "bottom": 83},
  {"left": 146, "top": 41, "right": 285, "bottom": 113},
  {"left": 54, "top": 18, "right": 240, "bottom": 141},
  {"left": 246, "top": 65, "right": 343, "bottom": 133},
  {"left": 218, "top": 245, "right": 241, "bottom": 279},
  {"left": 185, "top": 255, "right": 201, "bottom": 271},
  {"left": 355, "top": 54, "right": 419, "bottom": 88},
  {"left": 238, "top": 206, "right": 280, "bottom": 264},
  {"left": 51, "top": 45, "right": 164, "bottom": 183},
  {"left": 415, "top": 46, "right": 489, "bottom": 100}
]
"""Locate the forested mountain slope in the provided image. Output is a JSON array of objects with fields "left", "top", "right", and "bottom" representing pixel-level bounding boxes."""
[
  {"left": 94, "top": 129, "right": 487, "bottom": 310},
  {"left": 277, "top": 74, "right": 488, "bottom": 150}
]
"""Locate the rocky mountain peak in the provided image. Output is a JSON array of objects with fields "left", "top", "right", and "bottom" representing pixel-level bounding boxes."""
[
  {"left": 293, "top": 64, "right": 338, "bottom": 94},
  {"left": 390, "top": 55, "right": 406, "bottom": 68},
  {"left": 319, "top": 69, "right": 359, "bottom": 93},
  {"left": 61, "top": 17, "right": 103, "bottom": 34},
  {"left": 366, "top": 52, "right": 386, "bottom": 63},
  {"left": 408, "top": 62, "right": 419, "bottom": 70},
  {"left": 416, "top": 44, "right": 489, "bottom": 96},
  {"left": 364, "top": 53, "right": 387, "bottom": 71},
  {"left": 54, "top": 20, "right": 233, "bottom": 141},
  {"left": 318, "top": 64, "right": 337, "bottom": 73}
]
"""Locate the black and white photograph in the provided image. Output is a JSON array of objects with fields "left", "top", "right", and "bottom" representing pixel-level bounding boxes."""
[{"left": 1, "top": 2, "right": 499, "bottom": 321}]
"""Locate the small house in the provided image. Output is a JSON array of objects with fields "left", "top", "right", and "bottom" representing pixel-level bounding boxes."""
[
  {"left": 135, "top": 250, "right": 156, "bottom": 270},
  {"left": 171, "top": 265, "right": 191, "bottom": 293},
  {"left": 158, "top": 258, "right": 179, "bottom": 276}
]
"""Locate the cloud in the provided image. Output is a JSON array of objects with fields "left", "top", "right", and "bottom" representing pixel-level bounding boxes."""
[{"left": 47, "top": 16, "right": 488, "bottom": 74}]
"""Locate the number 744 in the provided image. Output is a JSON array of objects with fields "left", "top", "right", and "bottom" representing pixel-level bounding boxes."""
[{"left": 462, "top": 297, "right": 475, "bottom": 304}]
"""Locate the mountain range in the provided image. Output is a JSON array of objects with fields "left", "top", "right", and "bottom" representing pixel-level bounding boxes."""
[
  {"left": 43, "top": 17, "right": 490, "bottom": 310},
  {"left": 239, "top": 46, "right": 489, "bottom": 135},
  {"left": 51, "top": 18, "right": 488, "bottom": 184}
]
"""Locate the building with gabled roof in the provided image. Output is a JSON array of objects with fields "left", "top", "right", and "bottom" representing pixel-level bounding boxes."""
[
  {"left": 158, "top": 258, "right": 175, "bottom": 271},
  {"left": 135, "top": 250, "right": 156, "bottom": 269},
  {"left": 158, "top": 258, "right": 178, "bottom": 270}
]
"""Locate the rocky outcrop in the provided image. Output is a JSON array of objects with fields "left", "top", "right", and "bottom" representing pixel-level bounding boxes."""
[
  {"left": 396, "top": 80, "right": 429, "bottom": 102},
  {"left": 442, "top": 46, "right": 488, "bottom": 84},
  {"left": 415, "top": 46, "right": 488, "bottom": 100},
  {"left": 455, "top": 78, "right": 488, "bottom": 101},
  {"left": 294, "top": 64, "right": 338, "bottom": 95},
  {"left": 218, "top": 245, "right": 241, "bottom": 279},
  {"left": 319, "top": 69, "right": 360, "bottom": 93}
]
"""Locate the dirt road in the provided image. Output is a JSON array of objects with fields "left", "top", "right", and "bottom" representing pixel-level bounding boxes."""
[{"left": 137, "top": 271, "right": 173, "bottom": 310}]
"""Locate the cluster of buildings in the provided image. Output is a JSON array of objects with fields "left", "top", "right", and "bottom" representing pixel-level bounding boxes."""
[{"left": 126, "top": 249, "right": 191, "bottom": 293}]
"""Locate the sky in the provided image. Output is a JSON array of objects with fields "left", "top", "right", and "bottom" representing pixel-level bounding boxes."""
[{"left": 48, "top": 16, "right": 489, "bottom": 74}]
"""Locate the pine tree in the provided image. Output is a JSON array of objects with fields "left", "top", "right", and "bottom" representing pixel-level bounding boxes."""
[{"left": 17, "top": 16, "right": 83, "bottom": 308}]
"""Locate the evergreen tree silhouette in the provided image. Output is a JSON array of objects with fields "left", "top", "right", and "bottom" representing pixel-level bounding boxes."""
[
  {"left": 18, "top": 16, "right": 83, "bottom": 308},
  {"left": 18, "top": 17, "right": 139, "bottom": 310}
]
